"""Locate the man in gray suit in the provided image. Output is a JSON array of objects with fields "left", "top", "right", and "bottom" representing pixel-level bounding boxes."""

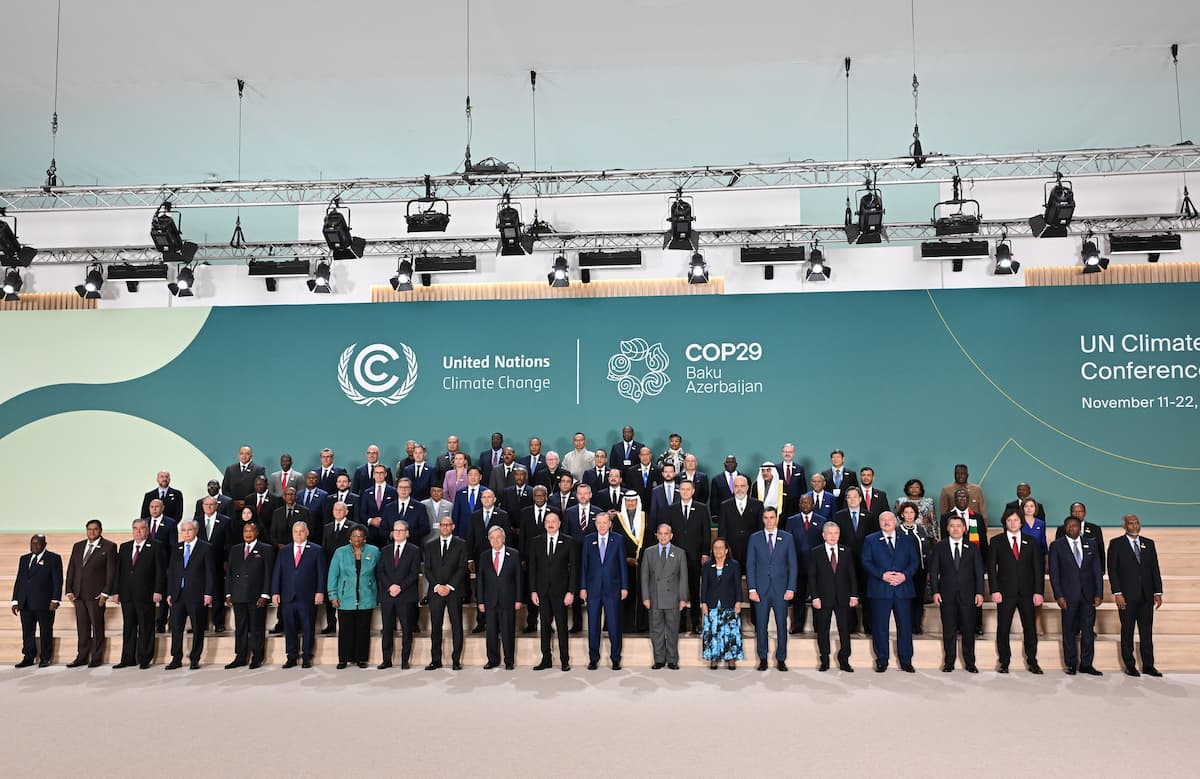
[
  {"left": 640, "top": 523, "right": 688, "bottom": 669},
  {"left": 269, "top": 454, "right": 305, "bottom": 500}
]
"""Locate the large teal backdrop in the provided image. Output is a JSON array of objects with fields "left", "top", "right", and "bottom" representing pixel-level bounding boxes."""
[{"left": 2, "top": 283, "right": 1199, "bottom": 531}]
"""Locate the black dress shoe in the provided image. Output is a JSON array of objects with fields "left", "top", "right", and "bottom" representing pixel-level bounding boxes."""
[
  {"left": 378, "top": 661, "right": 393, "bottom": 670},
  {"left": 87, "top": 660, "right": 103, "bottom": 668},
  {"left": 611, "top": 660, "right": 622, "bottom": 670},
  {"left": 839, "top": 663, "right": 855, "bottom": 673},
  {"left": 189, "top": 662, "right": 200, "bottom": 670},
  {"left": 997, "top": 664, "right": 1010, "bottom": 674},
  {"left": 1079, "top": 666, "right": 1102, "bottom": 676},
  {"left": 401, "top": 662, "right": 411, "bottom": 670},
  {"left": 1027, "top": 663, "right": 1044, "bottom": 675},
  {"left": 912, "top": 627, "right": 923, "bottom": 635},
  {"left": 900, "top": 663, "right": 915, "bottom": 673},
  {"left": 282, "top": 658, "right": 298, "bottom": 669},
  {"left": 965, "top": 665, "right": 979, "bottom": 673},
  {"left": 139, "top": 663, "right": 152, "bottom": 670},
  {"left": 711, "top": 661, "right": 719, "bottom": 670},
  {"left": 66, "top": 659, "right": 88, "bottom": 668},
  {"left": 248, "top": 661, "right": 263, "bottom": 669},
  {"left": 818, "top": 660, "right": 830, "bottom": 672},
  {"left": 667, "top": 662, "right": 679, "bottom": 670},
  {"left": 337, "top": 662, "right": 348, "bottom": 669},
  {"left": 777, "top": 660, "right": 788, "bottom": 672},
  {"left": 941, "top": 665, "right": 954, "bottom": 673},
  {"left": 419, "top": 597, "right": 429, "bottom": 606},
  {"left": 1144, "top": 667, "right": 1163, "bottom": 677},
  {"left": 452, "top": 662, "right": 463, "bottom": 671},
  {"left": 569, "top": 627, "right": 583, "bottom": 634},
  {"left": 357, "top": 662, "right": 369, "bottom": 669},
  {"left": 874, "top": 663, "right": 887, "bottom": 673},
  {"left": 587, "top": 660, "right": 598, "bottom": 670},
  {"left": 471, "top": 624, "right": 486, "bottom": 634},
  {"left": 214, "top": 626, "right": 225, "bottom": 634},
  {"left": 533, "top": 661, "right": 552, "bottom": 671},
  {"left": 504, "top": 663, "right": 514, "bottom": 670},
  {"left": 224, "top": 660, "right": 247, "bottom": 670},
  {"left": 38, "top": 660, "right": 52, "bottom": 668},
  {"left": 320, "top": 627, "right": 337, "bottom": 636},
  {"left": 113, "top": 662, "right": 133, "bottom": 669},
  {"left": 652, "top": 662, "right": 665, "bottom": 670},
  {"left": 727, "top": 661, "right": 737, "bottom": 670},
  {"left": 561, "top": 663, "right": 571, "bottom": 672},
  {"left": 425, "top": 662, "right": 442, "bottom": 670},
  {"left": 16, "top": 658, "right": 36, "bottom": 668},
  {"left": 757, "top": 659, "right": 768, "bottom": 671},
  {"left": 1064, "top": 666, "right": 1077, "bottom": 675},
  {"left": 302, "top": 660, "right": 313, "bottom": 668},
  {"left": 1123, "top": 667, "right": 1141, "bottom": 677},
  {"left": 789, "top": 628, "right": 803, "bottom": 635},
  {"left": 975, "top": 626, "right": 984, "bottom": 636},
  {"left": 522, "top": 626, "right": 537, "bottom": 634},
  {"left": 484, "top": 661, "right": 500, "bottom": 669},
  {"left": 165, "top": 661, "right": 183, "bottom": 670}
]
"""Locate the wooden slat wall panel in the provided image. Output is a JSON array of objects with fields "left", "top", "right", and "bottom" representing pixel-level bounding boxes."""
[
  {"left": 371, "top": 277, "right": 725, "bottom": 303},
  {"left": 0, "top": 292, "right": 97, "bottom": 311},
  {"left": 1027, "top": 261, "right": 1200, "bottom": 287}
]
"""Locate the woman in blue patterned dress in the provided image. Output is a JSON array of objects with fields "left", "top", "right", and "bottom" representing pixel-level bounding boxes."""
[{"left": 700, "top": 538, "right": 744, "bottom": 669}]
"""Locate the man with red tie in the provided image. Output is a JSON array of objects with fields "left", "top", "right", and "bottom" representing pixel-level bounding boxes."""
[
  {"left": 987, "top": 509, "right": 1045, "bottom": 674},
  {"left": 376, "top": 521, "right": 421, "bottom": 669},
  {"left": 787, "top": 494, "right": 824, "bottom": 634},
  {"left": 271, "top": 521, "right": 326, "bottom": 669}
]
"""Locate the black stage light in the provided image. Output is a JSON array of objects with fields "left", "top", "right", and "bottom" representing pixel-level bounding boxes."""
[
  {"left": 390, "top": 259, "right": 415, "bottom": 291},
  {"left": 323, "top": 199, "right": 366, "bottom": 260},
  {"left": 1108, "top": 234, "right": 1182, "bottom": 256},
  {"left": 1081, "top": 239, "right": 1109, "bottom": 273},
  {"left": 496, "top": 194, "right": 526, "bottom": 256},
  {"left": 994, "top": 242, "right": 1020, "bottom": 275},
  {"left": 150, "top": 202, "right": 198, "bottom": 262},
  {"left": 1029, "top": 174, "right": 1075, "bottom": 238},
  {"left": 106, "top": 262, "right": 168, "bottom": 293},
  {"left": 687, "top": 252, "right": 709, "bottom": 284},
  {"left": 168, "top": 264, "right": 195, "bottom": 297},
  {"left": 307, "top": 261, "right": 332, "bottom": 293},
  {"left": 407, "top": 175, "right": 451, "bottom": 233},
  {"left": 664, "top": 188, "right": 698, "bottom": 251},
  {"left": 74, "top": 264, "right": 104, "bottom": 299},
  {"left": 0, "top": 211, "right": 38, "bottom": 266},
  {"left": 844, "top": 178, "right": 886, "bottom": 244},
  {"left": 248, "top": 258, "right": 310, "bottom": 292},
  {"left": 547, "top": 255, "right": 570, "bottom": 288},
  {"left": 933, "top": 175, "right": 982, "bottom": 236},
  {"left": 2, "top": 268, "right": 22, "bottom": 301},
  {"left": 805, "top": 247, "right": 831, "bottom": 281}
]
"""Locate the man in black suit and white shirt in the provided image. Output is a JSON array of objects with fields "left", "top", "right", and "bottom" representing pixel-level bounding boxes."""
[
  {"left": 165, "top": 520, "right": 215, "bottom": 670},
  {"left": 582, "top": 450, "right": 610, "bottom": 494},
  {"left": 858, "top": 467, "right": 889, "bottom": 523},
  {"left": 1107, "top": 514, "right": 1164, "bottom": 677},
  {"left": 709, "top": 455, "right": 742, "bottom": 515},
  {"left": 477, "top": 527, "right": 522, "bottom": 669},
  {"left": 988, "top": 509, "right": 1045, "bottom": 674},
  {"left": 323, "top": 473, "right": 359, "bottom": 526},
  {"left": 775, "top": 445, "right": 806, "bottom": 519},
  {"left": 222, "top": 446, "right": 265, "bottom": 516},
  {"left": 809, "top": 521, "right": 859, "bottom": 672},
  {"left": 376, "top": 521, "right": 422, "bottom": 669},
  {"left": 679, "top": 453, "right": 709, "bottom": 508},
  {"left": 11, "top": 534, "right": 63, "bottom": 667},
  {"left": 315, "top": 448, "right": 348, "bottom": 494},
  {"left": 351, "top": 444, "right": 393, "bottom": 495},
  {"left": 112, "top": 519, "right": 164, "bottom": 669},
  {"left": 623, "top": 447, "right": 662, "bottom": 505},
  {"left": 401, "top": 444, "right": 436, "bottom": 502},
  {"left": 424, "top": 516, "right": 469, "bottom": 670},
  {"left": 519, "top": 486, "right": 557, "bottom": 633},
  {"left": 667, "top": 480, "right": 710, "bottom": 635},
  {"left": 141, "top": 470, "right": 184, "bottom": 521},
  {"left": 528, "top": 513, "right": 579, "bottom": 671},
  {"left": 594, "top": 468, "right": 627, "bottom": 513},
  {"left": 224, "top": 521, "right": 274, "bottom": 669},
  {"left": 488, "top": 446, "right": 519, "bottom": 494},
  {"left": 318, "top": 501, "right": 362, "bottom": 635},
  {"left": 929, "top": 515, "right": 984, "bottom": 672}
]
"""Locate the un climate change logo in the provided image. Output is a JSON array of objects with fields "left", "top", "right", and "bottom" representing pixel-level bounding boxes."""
[
  {"left": 607, "top": 338, "right": 670, "bottom": 403},
  {"left": 337, "top": 343, "right": 418, "bottom": 406}
]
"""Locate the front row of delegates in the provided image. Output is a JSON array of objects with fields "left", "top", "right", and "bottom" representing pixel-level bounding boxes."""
[{"left": 10, "top": 508, "right": 1166, "bottom": 675}]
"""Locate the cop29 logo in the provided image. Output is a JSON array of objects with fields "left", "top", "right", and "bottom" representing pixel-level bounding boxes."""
[
  {"left": 607, "top": 338, "right": 670, "bottom": 403},
  {"left": 337, "top": 343, "right": 418, "bottom": 406}
]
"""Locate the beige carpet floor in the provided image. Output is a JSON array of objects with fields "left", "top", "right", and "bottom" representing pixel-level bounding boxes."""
[{"left": 1, "top": 665, "right": 1195, "bottom": 777}]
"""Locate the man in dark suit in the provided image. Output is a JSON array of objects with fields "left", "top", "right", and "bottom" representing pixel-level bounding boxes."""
[
  {"left": 623, "top": 446, "right": 662, "bottom": 505},
  {"left": 593, "top": 468, "right": 627, "bottom": 513},
  {"left": 425, "top": 516, "right": 469, "bottom": 670},
  {"left": 143, "top": 500, "right": 177, "bottom": 633},
  {"left": 678, "top": 453, "right": 709, "bottom": 508},
  {"left": 580, "top": 512, "right": 628, "bottom": 670},
  {"left": 224, "top": 521, "right": 274, "bottom": 669},
  {"left": 315, "top": 448, "right": 349, "bottom": 494},
  {"left": 243, "top": 475, "right": 280, "bottom": 532},
  {"left": 450, "top": 467, "right": 486, "bottom": 539},
  {"left": 582, "top": 450, "right": 610, "bottom": 494},
  {"left": 609, "top": 426, "right": 644, "bottom": 472},
  {"left": 467, "top": 489, "right": 511, "bottom": 634},
  {"left": 359, "top": 464, "right": 399, "bottom": 546},
  {"left": 63, "top": 519, "right": 118, "bottom": 667},
  {"left": 222, "top": 446, "right": 265, "bottom": 518},
  {"left": 528, "top": 513, "right": 579, "bottom": 670},
  {"left": 1050, "top": 516, "right": 1104, "bottom": 675},
  {"left": 821, "top": 449, "right": 858, "bottom": 508},
  {"left": 746, "top": 507, "right": 798, "bottom": 671},
  {"left": 941, "top": 487, "right": 988, "bottom": 635},
  {"left": 351, "top": 444, "right": 394, "bottom": 495},
  {"left": 547, "top": 471, "right": 578, "bottom": 516},
  {"left": 319, "top": 501, "right": 362, "bottom": 635},
  {"left": 140, "top": 470, "right": 184, "bottom": 521},
  {"left": 194, "top": 479, "right": 235, "bottom": 522},
  {"left": 394, "top": 439, "right": 417, "bottom": 476},
  {"left": 709, "top": 455, "right": 742, "bottom": 515},
  {"left": 271, "top": 521, "right": 326, "bottom": 668},
  {"left": 520, "top": 486, "right": 558, "bottom": 632},
  {"left": 196, "top": 496, "right": 231, "bottom": 632},
  {"left": 112, "top": 519, "right": 164, "bottom": 669},
  {"left": 716, "top": 475, "right": 763, "bottom": 571},
  {"left": 477, "top": 526, "right": 522, "bottom": 669},
  {"left": 487, "top": 446, "right": 519, "bottom": 494},
  {"left": 648, "top": 463, "right": 681, "bottom": 527},
  {"left": 533, "top": 450, "right": 570, "bottom": 493},
  {"left": 11, "top": 534, "right": 63, "bottom": 667},
  {"left": 988, "top": 509, "right": 1046, "bottom": 674},
  {"left": 861, "top": 511, "right": 919, "bottom": 673},
  {"left": 857, "top": 467, "right": 889, "bottom": 523},
  {"left": 774, "top": 445, "right": 806, "bottom": 516},
  {"left": 1055, "top": 501, "right": 1106, "bottom": 571},
  {"left": 401, "top": 444, "right": 436, "bottom": 502},
  {"left": 518, "top": 438, "right": 547, "bottom": 484},
  {"left": 323, "top": 473, "right": 358, "bottom": 527},
  {"left": 835, "top": 487, "right": 877, "bottom": 635},
  {"left": 376, "top": 520, "right": 421, "bottom": 669},
  {"left": 1107, "top": 513, "right": 1164, "bottom": 677},
  {"left": 1003, "top": 482, "right": 1047, "bottom": 522},
  {"left": 929, "top": 515, "right": 985, "bottom": 673},
  {"left": 559, "top": 484, "right": 598, "bottom": 633},
  {"left": 805, "top": 473, "right": 838, "bottom": 521},
  {"left": 391, "top": 478, "right": 429, "bottom": 548},
  {"left": 296, "top": 471, "right": 329, "bottom": 531},
  {"left": 787, "top": 494, "right": 825, "bottom": 635},
  {"left": 165, "top": 519, "right": 215, "bottom": 669},
  {"left": 270, "top": 487, "right": 312, "bottom": 548},
  {"left": 500, "top": 465, "right": 534, "bottom": 522},
  {"left": 479, "top": 431, "right": 506, "bottom": 486},
  {"left": 668, "top": 480, "right": 711, "bottom": 635},
  {"left": 808, "top": 521, "right": 858, "bottom": 672}
]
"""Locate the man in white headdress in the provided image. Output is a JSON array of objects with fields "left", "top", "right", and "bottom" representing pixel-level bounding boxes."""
[
  {"left": 613, "top": 491, "right": 651, "bottom": 633},
  {"left": 751, "top": 462, "right": 783, "bottom": 513}
]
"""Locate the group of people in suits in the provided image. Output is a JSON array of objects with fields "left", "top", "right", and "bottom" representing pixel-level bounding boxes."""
[{"left": 8, "top": 436, "right": 1167, "bottom": 678}]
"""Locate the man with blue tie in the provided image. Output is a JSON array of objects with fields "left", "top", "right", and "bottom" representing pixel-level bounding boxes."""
[
  {"left": 641, "top": 524, "right": 688, "bottom": 669},
  {"left": 1049, "top": 516, "right": 1104, "bottom": 675},
  {"left": 649, "top": 463, "right": 681, "bottom": 526},
  {"left": 746, "top": 507, "right": 798, "bottom": 671},
  {"left": 1107, "top": 514, "right": 1164, "bottom": 677},
  {"left": 297, "top": 471, "right": 329, "bottom": 537},
  {"left": 861, "top": 511, "right": 919, "bottom": 672},
  {"left": 165, "top": 520, "right": 215, "bottom": 670},
  {"left": 272, "top": 521, "right": 327, "bottom": 668},
  {"left": 451, "top": 467, "right": 485, "bottom": 539},
  {"left": 11, "top": 534, "right": 63, "bottom": 668},
  {"left": 580, "top": 512, "right": 628, "bottom": 670}
]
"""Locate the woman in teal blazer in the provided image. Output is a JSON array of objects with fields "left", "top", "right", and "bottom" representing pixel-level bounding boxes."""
[{"left": 328, "top": 527, "right": 380, "bottom": 668}]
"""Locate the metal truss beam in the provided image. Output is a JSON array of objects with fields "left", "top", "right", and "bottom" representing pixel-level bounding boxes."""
[
  {"left": 33, "top": 214, "right": 1200, "bottom": 265},
  {"left": 3, "top": 145, "right": 1198, "bottom": 212}
]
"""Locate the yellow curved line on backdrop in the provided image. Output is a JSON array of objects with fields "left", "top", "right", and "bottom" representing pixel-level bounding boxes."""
[{"left": 926, "top": 290, "right": 1200, "bottom": 472}]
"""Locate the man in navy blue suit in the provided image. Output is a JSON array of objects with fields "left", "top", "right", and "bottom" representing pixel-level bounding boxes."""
[
  {"left": 297, "top": 471, "right": 329, "bottom": 525},
  {"left": 648, "top": 463, "right": 681, "bottom": 527},
  {"left": 351, "top": 444, "right": 393, "bottom": 495},
  {"left": 580, "top": 512, "right": 628, "bottom": 670},
  {"left": 1050, "top": 516, "right": 1104, "bottom": 675},
  {"left": 451, "top": 466, "right": 486, "bottom": 539},
  {"left": 861, "top": 511, "right": 919, "bottom": 672},
  {"left": 315, "top": 448, "right": 349, "bottom": 494},
  {"left": 11, "top": 534, "right": 63, "bottom": 667},
  {"left": 609, "top": 426, "right": 644, "bottom": 472},
  {"left": 391, "top": 478, "right": 429, "bottom": 548},
  {"left": 272, "top": 521, "right": 327, "bottom": 668},
  {"left": 145, "top": 499, "right": 178, "bottom": 633},
  {"left": 746, "top": 507, "right": 798, "bottom": 671},
  {"left": 401, "top": 444, "right": 436, "bottom": 502},
  {"left": 165, "top": 520, "right": 215, "bottom": 670},
  {"left": 805, "top": 473, "right": 837, "bottom": 521},
  {"left": 360, "top": 464, "right": 399, "bottom": 546}
]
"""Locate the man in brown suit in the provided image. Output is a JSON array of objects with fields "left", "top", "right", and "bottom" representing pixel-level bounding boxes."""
[{"left": 64, "top": 519, "right": 118, "bottom": 667}]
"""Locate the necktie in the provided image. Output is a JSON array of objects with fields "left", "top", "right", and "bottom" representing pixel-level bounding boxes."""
[
  {"left": 244, "top": 544, "right": 251, "bottom": 561},
  {"left": 953, "top": 543, "right": 961, "bottom": 566},
  {"left": 151, "top": 519, "right": 159, "bottom": 537},
  {"left": 257, "top": 495, "right": 264, "bottom": 513},
  {"left": 537, "top": 508, "right": 544, "bottom": 526},
  {"left": 493, "top": 550, "right": 501, "bottom": 574},
  {"left": 1132, "top": 538, "right": 1141, "bottom": 562},
  {"left": 830, "top": 547, "right": 837, "bottom": 572},
  {"left": 82, "top": 543, "right": 94, "bottom": 564},
  {"left": 494, "top": 451, "right": 500, "bottom": 466},
  {"left": 727, "top": 473, "right": 733, "bottom": 490},
  {"left": 803, "top": 516, "right": 811, "bottom": 532},
  {"left": 183, "top": 543, "right": 191, "bottom": 567},
  {"left": 864, "top": 490, "right": 871, "bottom": 511},
  {"left": 834, "top": 470, "right": 842, "bottom": 487},
  {"left": 323, "top": 468, "right": 329, "bottom": 480},
  {"left": 415, "top": 464, "right": 422, "bottom": 479},
  {"left": 469, "top": 489, "right": 477, "bottom": 511},
  {"left": 442, "top": 539, "right": 449, "bottom": 556},
  {"left": 642, "top": 470, "right": 648, "bottom": 486},
  {"left": 768, "top": 534, "right": 775, "bottom": 554},
  {"left": 206, "top": 517, "right": 213, "bottom": 539},
  {"left": 549, "top": 537, "right": 555, "bottom": 556},
  {"left": 29, "top": 555, "right": 37, "bottom": 570},
  {"left": 1073, "top": 540, "right": 1082, "bottom": 567},
  {"left": 133, "top": 544, "right": 140, "bottom": 565},
  {"left": 612, "top": 489, "right": 618, "bottom": 505},
  {"left": 282, "top": 472, "right": 288, "bottom": 491},
  {"left": 785, "top": 464, "right": 791, "bottom": 483},
  {"left": 294, "top": 545, "right": 302, "bottom": 567},
  {"left": 666, "top": 485, "right": 673, "bottom": 503},
  {"left": 484, "top": 512, "right": 491, "bottom": 528},
  {"left": 376, "top": 485, "right": 384, "bottom": 506},
  {"left": 660, "top": 546, "right": 666, "bottom": 561},
  {"left": 160, "top": 489, "right": 166, "bottom": 500},
  {"left": 1012, "top": 537, "right": 1020, "bottom": 558},
  {"left": 242, "top": 464, "right": 248, "bottom": 473},
  {"left": 851, "top": 511, "right": 858, "bottom": 530},
  {"left": 395, "top": 545, "right": 401, "bottom": 567},
  {"left": 600, "top": 536, "right": 607, "bottom": 562},
  {"left": 887, "top": 536, "right": 895, "bottom": 551}
]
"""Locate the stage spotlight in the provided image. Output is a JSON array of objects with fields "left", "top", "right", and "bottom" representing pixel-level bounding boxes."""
[
  {"left": 933, "top": 175, "right": 982, "bottom": 236},
  {"left": 993, "top": 242, "right": 1020, "bottom": 275},
  {"left": 0, "top": 211, "right": 38, "bottom": 266},
  {"left": 806, "top": 247, "right": 831, "bottom": 281},
  {"left": 2, "top": 268, "right": 22, "bottom": 301},
  {"left": 1081, "top": 239, "right": 1109, "bottom": 274},
  {"left": 150, "top": 202, "right": 198, "bottom": 262},
  {"left": 687, "top": 252, "right": 709, "bottom": 284},
  {"left": 323, "top": 199, "right": 366, "bottom": 260},
  {"left": 496, "top": 194, "right": 526, "bottom": 256},
  {"left": 307, "top": 261, "right": 332, "bottom": 293},
  {"left": 547, "top": 255, "right": 570, "bottom": 288},
  {"left": 1029, "top": 173, "right": 1075, "bottom": 238},
  {"left": 844, "top": 177, "right": 886, "bottom": 244},
  {"left": 168, "top": 264, "right": 195, "bottom": 297},
  {"left": 390, "top": 259, "right": 415, "bottom": 292},
  {"left": 75, "top": 263, "right": 104, "bottom": 299},
  {"left": 664, "top": 188, "right": 698, "bottom": 251},
  {"left": 407, "top": 175, "right": 451, "bottom": 233}
]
